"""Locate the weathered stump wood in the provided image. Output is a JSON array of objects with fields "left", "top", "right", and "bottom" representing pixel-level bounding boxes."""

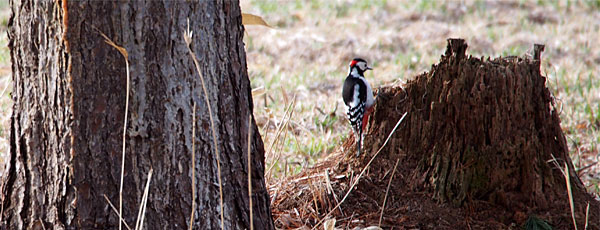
[{"left": 353, "top": 38, "right": 599, "bottom": 228}]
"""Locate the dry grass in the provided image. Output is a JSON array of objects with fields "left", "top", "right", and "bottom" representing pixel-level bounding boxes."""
[
  {"left": 240, "top": 0, "right": 600, "bottom": 194},
  {"left": 98, "top": 30, "right": 131, "bottom": 230},
  {"left": 134, "top": 168, "right": 153, "bottom": 230},
  {"left": 184, "top": 24, "right": 225, "bottom": 230},
  {"left": 0, "top": 2, "right": 10, "bottom": 178},
  {"left": 311, "top": 112, "right": 406, "bottom": 229},
  {"left": 100, "top": 29, "right": 155, "bottom": 230},
  {"left": 103, "top": 194, "right": 133, "bottom": 230},
  {"left": 378, "top": 157, "right": 400, "bottom": 227},
  {"left": 0, "top": 0, "right": 598, "bottom": 225},
  {"left": 189, "top": 103, "right": 197, "bottom": 230},
  {"left": 565, "top": 162, "right": 578, "bottom": 230}
]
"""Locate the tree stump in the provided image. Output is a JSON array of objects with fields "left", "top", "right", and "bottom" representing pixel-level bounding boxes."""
[
  {"left": 355, "top": 38, "right": 599, "bottom": 228},
  {"left": 271, "top": 39, "right": 599, "bottom": 229}
]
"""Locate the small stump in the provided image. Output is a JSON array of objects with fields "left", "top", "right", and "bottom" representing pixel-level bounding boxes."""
[{"left": 271, "top": 39, "right": 599, "bottom": 229}]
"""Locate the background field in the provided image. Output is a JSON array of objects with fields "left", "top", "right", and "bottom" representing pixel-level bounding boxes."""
[
  {"left": 0, "top": 0, "right": 10, "bottom": 177},
  {"left": 239, "top": 0, "right": 600, "bottom": 195},
  {"left": 0, "top": 1, "right": 598, "bottom": 196}
]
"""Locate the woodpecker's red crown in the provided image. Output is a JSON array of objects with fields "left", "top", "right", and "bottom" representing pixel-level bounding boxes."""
[{"left": 349, "top": 58, "right": 372, "bottom": 73}]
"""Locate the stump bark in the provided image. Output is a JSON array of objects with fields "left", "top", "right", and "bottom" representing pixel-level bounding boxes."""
[
  {"left": 356, "top": 38, "right": 599, "bottom": 228},
  {"left": 271, "top": 39, "right": 599, "bottom": 229}
]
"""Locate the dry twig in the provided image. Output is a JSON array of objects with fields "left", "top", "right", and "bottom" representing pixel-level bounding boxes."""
[{"left": 379, "top": 158, "right": 400, "bottom": 227}]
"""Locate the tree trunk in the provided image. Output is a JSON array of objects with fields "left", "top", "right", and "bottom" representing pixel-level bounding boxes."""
[{"left": 4, "top": 1, "right": 274, "bottom": 229}]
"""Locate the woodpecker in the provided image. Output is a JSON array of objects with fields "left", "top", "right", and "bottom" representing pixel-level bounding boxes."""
[{"left": 342, "top": 58, "right": 374, "bottom": 156}]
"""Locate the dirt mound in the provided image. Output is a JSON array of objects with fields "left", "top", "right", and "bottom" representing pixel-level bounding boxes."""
[{"left": 270, "top": 39, "right": 600, "bottom": 229}]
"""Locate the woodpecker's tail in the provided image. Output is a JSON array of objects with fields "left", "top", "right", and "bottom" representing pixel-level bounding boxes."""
[{"left": 355, "top": 127, "right": 362, "bottom": 157}]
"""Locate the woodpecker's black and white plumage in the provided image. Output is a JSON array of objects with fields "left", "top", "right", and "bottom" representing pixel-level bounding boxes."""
[{"left": 342, "top": 58, "right": 374, "bottom": 156}]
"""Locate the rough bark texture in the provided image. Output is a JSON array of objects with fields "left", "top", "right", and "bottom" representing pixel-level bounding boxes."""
[
  {"left": 4, "top": 1, "right": 274, "bottom": 229},
  {"left": 356, "top": 39, "right": 599, "bottom": 228}
]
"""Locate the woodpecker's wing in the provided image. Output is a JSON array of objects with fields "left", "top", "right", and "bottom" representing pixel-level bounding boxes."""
[
  {"left": 342, "top": 77, "right": 367, "bottom": 108},
  {"left": 343, "top": 77, "right": 368, "bottom": 134}
]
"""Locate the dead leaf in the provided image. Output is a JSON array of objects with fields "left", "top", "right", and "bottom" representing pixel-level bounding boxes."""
[
  {"left": 576, "top": 122, "right": 587, "bottom": 130},
  {"left": 252, "top": 86, "right": 266, "bottom": 97},
  {"left": 323, "top": 218, "right": 336, "bottom": 230},
  {"left": 242, "top": 13, "right": 271, "bottom": 28}
]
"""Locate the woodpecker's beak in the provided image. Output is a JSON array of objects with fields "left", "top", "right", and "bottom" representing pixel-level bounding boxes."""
[{"left": 366, "top": 66, "right": 373, "bottom": 71}]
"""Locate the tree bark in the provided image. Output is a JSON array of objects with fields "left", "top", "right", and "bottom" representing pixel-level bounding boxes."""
[{"left": 4, "top": 1, "right": 274, "bottom": 229}]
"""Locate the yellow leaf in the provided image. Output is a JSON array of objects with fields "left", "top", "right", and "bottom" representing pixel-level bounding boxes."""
[
  {"left": 242, "top": 13, "right": 271, "bottom": 28},
  {"left": 251, "top": 86, "right": 266, "bottom": 97}
]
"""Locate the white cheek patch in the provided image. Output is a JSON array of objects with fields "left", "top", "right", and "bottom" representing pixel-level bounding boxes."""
[{"left": 358, "top": 62, "right": 366, "bottom": 70}]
